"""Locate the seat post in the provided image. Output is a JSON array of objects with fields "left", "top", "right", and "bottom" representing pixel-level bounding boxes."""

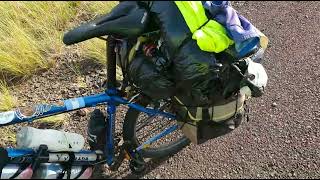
[{"left": 106, "top": 36, "right": 117, "bottom": 90}]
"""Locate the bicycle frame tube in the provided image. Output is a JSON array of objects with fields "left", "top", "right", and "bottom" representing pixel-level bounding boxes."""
[
  {"left": 0, "top": 91, "right": 175, "bottom": 127},
  {"left": 105, "top": 91, "right": 117, "bottom": 165}
]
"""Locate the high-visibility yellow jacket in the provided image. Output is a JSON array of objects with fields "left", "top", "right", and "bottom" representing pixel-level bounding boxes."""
[{"left": 175, "top": 1, "right": 234, "bottom": 53}]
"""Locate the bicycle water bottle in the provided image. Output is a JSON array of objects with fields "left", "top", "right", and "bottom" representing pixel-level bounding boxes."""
[
  {"left": 16, "top": 127, "right": 85, "bottom": 152},
  {"left": 32, "top": 163, "right": 93, "bottom": 179}
]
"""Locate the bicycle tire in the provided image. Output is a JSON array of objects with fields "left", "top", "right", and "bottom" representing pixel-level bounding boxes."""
[{"left": 122, "top": 98, "right": 190, "bottom": 159}]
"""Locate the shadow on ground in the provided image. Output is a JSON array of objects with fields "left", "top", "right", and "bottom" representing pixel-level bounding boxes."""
[{"left": 92, "top": 156, "right": 172, "bottom": 179}]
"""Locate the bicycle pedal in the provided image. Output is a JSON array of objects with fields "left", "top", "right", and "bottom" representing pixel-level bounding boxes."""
[
  {"left": 129, "top": 158, "right": 146, "bottom": 175},
  {"left": 129, "top": 150, "right": 146, "bottom": 175},
  {"left": 108, "top": 153, "right": 125, "bottom": 171}
]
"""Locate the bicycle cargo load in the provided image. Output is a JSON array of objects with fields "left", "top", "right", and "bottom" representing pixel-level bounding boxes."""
[
  {"left": 172, "top": 53, "right": 268, "bottom": 144},
  {"left": 173, "top": 86, "right": 252, "bottom": 145}
]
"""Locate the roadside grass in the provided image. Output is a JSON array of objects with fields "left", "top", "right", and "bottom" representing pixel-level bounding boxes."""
[
  {"left": 0, "top": 81, "right": 18, "bottom": 111},
  {"left": 0, "top": 127, "right": 16, "bottom": 146},
  {"left": 0, "top": 2, "right": 76, "bottom": 77},
  {"left": 38, "top": 114, "right": 70, "bottom": 128},
  {"left": 0, "top": 1, "right": 118, "bottom": 79},
  {"left": 0, "top": 81, "right": 17, "bottom": 146},
  {"left": 0, "top": 1, "right": 120, "bottom": 113},
  {"left": 0, "top": 2, "right": 118, "bottom": 145}
]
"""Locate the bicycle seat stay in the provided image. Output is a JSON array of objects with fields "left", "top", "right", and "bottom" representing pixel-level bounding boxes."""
[{"left": 63, "top": 1, "right": 149, "bottom": 45}]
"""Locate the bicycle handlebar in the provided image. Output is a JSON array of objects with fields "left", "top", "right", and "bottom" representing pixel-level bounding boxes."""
[{"left": 4, "top": 147, "right": 103, "bottom": 166}]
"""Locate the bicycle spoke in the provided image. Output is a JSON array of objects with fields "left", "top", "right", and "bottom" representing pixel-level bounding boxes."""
[
  {"left": 131, "top": 98, "right": 186, "bottom": 151},
  {"left": 137, "top": 117, "right": 173, "bottom": 142},
  {"left": 136, "top": 102, "right": 171, "bottom": 131},
  {"left": 136, "top": 114, "right": 167, "bottom": 132},
  {"left": 136, "top": 124, "right": 179, "bottom": 151},
  {"left": 136, "top": 114, "right": 157, "bottom": 131}
]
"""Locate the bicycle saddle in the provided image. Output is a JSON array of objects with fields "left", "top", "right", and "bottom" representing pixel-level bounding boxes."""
[{"left": 63, "top": 1, "right": 149, "bottom": 45}]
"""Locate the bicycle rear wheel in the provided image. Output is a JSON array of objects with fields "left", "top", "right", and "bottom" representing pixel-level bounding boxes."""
[{"left": 122, "top": 97, "right": 190, "bottom": 159}]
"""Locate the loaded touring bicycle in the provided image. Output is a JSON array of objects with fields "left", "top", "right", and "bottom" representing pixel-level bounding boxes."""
[{"left": 0, "top": 1, "right": 268, "bottom": 179}]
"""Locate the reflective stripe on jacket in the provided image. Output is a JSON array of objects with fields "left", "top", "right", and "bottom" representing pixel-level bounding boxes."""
[{"left": 175, "top": 1, "right": 234, "bottom": 53}]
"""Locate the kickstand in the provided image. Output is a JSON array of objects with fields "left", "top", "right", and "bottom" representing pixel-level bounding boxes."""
[
  {"left": 108, "top": 141, "right": 132, "bottom": 171},
  {"left": 109, "top": 140, "right": 146, "bottom": 174}
]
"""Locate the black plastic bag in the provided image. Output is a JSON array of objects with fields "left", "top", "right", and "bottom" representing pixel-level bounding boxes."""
[
  {"left": 149, "top": 1, "right": 191, "bottom": 58},
  {"left": 128, "top": 54, "right": 176, "bottom": 100},
  {"left": 172, "top": 40, "right": 221, "bottom": 105}
]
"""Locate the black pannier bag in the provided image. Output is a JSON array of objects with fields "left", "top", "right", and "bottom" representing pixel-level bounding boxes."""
[
  {"left": 171, "top": 49, "right": 247, "bottom": 145},
  {"left": 172, "top": 85, "right": 251, "bottom": 145},
  {"left": 171, "top": 49, "right": 267, "bottom": 145}
]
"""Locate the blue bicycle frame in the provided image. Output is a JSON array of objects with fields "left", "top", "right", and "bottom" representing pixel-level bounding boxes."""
[
  {"left": 0, "top": 33, "right": 181, "bottom": 170},
  {"left": 0, "top": 88, "right": 179, "bottom": 166}
]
